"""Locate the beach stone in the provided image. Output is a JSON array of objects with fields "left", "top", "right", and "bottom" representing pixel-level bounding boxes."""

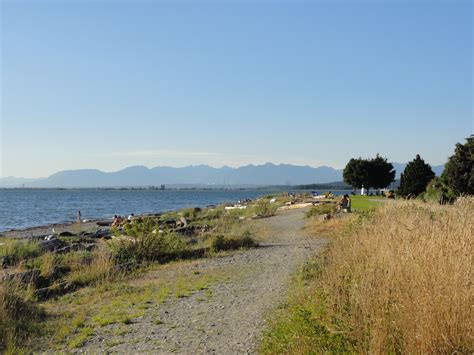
[
  {"left": 59, "top": 231, "right": 76, "bottom": 237},
  {"left": 38, "top": 238, "right": 64, "bottom": 252}
]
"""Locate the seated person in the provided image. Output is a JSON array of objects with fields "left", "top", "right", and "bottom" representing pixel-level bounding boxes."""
[
  {"left": 337, "top": 194, "right": 351, "bottom": 212},
  {"left": 112, "top": 215, "right": 124, "bottom": 227}
]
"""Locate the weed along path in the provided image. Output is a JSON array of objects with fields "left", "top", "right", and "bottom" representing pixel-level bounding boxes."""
[{"left": 73, "top": 208, "right": 327, "bottom": 353}]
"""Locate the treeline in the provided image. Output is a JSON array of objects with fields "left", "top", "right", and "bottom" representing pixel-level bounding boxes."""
[{"left": 342, "top": 135, "right": 473, "bottom": 200}]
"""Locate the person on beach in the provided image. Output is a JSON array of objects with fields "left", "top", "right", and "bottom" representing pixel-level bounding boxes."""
[
  {"left": 337, "top": 194, "right": 351, "bottom": 212},
  {"left": 77, "top": 210, "right": 82, "bottom": 225},
  {"left": 112, "top": 215, "right": 123, "bottom": 227},
  {"left": 128, "top": 213, "right": 134, "bottom": 221}
]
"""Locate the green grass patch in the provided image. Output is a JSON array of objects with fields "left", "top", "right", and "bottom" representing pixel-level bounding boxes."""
[
  {"left": 260, "top": 258, "right": 354, "bottom": 354},
  {"left": 350, "top": 195, "right": 384, "bottom": 212},
  {"left": 67, "top": 326, "right": 94, "bottom": 349}
]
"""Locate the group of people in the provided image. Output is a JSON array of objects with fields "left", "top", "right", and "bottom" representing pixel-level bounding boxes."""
[{"left": 112, "top": 213, "right": 135, "bottom": 227}]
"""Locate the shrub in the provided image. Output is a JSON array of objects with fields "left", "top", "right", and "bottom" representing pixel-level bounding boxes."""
[
  {"left": 252, "top": 200, "right": 278, "bottom": 218},
  {"left": 108, "top": 231, "right": 187, "bottom": 264},
  {"left": 180, "top": 207, "right": 202, "bottom": 220},
  {"left": 210, "top": 234, "right": 257, "bottom": 252},
  {"left": 305, "top": 203, "right": 336, "bottom": 218}
]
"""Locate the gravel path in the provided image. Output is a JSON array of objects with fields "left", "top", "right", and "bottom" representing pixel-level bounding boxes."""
[{"left": 80, "top": 209, "right": 327, "bottom": 354}]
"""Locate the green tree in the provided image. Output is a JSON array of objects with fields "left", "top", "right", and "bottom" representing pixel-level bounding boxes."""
[
  {"left": 343, "top": 158, "right": 371, "bottom": 190},
  {"left": 441, "top": 135, "right": 474, "bottom": 196},
  {"left": 343, "top": 155, "right": 395, "bottom": 193},
  {"left": 399, "top": 155, "right": 435, "bottom": 197},
  {"left": 368, "top": 154, "right": 396, "bottom": 190}
]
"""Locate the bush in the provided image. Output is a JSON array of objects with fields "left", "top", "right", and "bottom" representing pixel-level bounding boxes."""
[
  {"left": 252, "top": 200, "right": 278, "bottom": 218},
  {"left": 211, "top": 234, "right": 257, "bottom": 252},
  {"left": 108, "top": 231, "right": 187, "bottom": 264},
  {"left": 180, "top": 207, "right": 202, "bottom": 220},
  {"left": 306, "top": 204, "right": 336, "bottom": 218}
]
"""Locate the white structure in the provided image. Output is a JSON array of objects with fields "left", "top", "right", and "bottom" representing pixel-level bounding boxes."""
[{"left": 361, "top": 186, "right": 367, "bottom": 195}]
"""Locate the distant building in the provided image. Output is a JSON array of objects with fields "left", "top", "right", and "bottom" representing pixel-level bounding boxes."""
[{"left": 160, "top": 184, "right": 165, "bottom": 190}]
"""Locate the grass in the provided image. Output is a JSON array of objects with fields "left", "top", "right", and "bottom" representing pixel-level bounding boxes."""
[
  {"left": 262, "top": 198, "right": 473, "bottom": 353},
  {"left": 67, "top": 326, "right": 94, "bottom": 349},
  {"left": 0, "top": 239, "right": 41, "bottom": 267},
  {"left": 0, "top": 196, "right": 277, "bottom": 352},
  {"left": 349, "top": 195, "right": 385, "bottom": 212},
  {"left": 305, "top": 203, "right": 336, "bottom": 218},
  {"left": 28, "top": 261, "right": 232, "bottom": 351},
  {"left": 0, "top": 279, "right": 44, "bottom": 353}
]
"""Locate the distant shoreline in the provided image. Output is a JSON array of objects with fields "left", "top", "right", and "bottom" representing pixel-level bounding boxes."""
[
  {"left": 0, "top": 185, "right": 352, "bottom": 191},
  {"left": 0, "top": 188, "right": 353, "bottom": 234}
]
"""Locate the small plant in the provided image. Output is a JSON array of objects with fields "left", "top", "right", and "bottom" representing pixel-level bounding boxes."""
[
  {"left": 67, "top": 326, "right": 94, "bottom": 349},
  {"left": 181, "top": 207, "right": 202, "bottom": 220},
  {"left": 305, "top": 203, "right": 336, "bottom": 218},
  {"left": 210, "top": 233, "right": 257, "bottom": 252},
  {"left": 39, "top": 252, "right": 57, "bottom": 279}
]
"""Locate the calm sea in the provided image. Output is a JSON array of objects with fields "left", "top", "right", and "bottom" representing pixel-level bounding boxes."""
[{"left": 0, "top": 188, "right": 349, "bottom": 231}]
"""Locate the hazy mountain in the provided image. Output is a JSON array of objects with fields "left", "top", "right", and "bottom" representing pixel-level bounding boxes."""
[
  {"left": 0, "top": 176, "right": 43, "bottom": 187},
  {"left": 0, "top": 162, "right": 444, "bottom": 188}
]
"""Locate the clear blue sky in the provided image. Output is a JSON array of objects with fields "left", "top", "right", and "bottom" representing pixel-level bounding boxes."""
[{"left": 1, "top": 0, "right": 472, "bottom": 178}]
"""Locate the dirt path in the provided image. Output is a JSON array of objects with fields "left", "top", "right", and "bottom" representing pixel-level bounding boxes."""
[{"left": 79, "top": 209, "right": 327, "bottom": 354}]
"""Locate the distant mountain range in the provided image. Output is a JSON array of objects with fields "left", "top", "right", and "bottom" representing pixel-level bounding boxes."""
[{"left": 0, "top": 162, "right": 445, "bottom": 188}]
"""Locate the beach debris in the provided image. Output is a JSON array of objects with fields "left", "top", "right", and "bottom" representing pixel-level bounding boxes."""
[
  {"left": 277, "top": 202, "right": 314, "bottom": 211},
  {"left": 39, "top": 237, "right": 64, "bottom": 252},
  {"left": 225, "top": 205, "right": 247, "bottom": 210},
  {"left": 270, "top": 198, "right": 277, "bottom": 203},
  {"left": 92, "top": 228, "right": 112, "bottom": 238},
  {"left": 97, "top": 220, "right": 113, "bottom": 227},
  {"left": 177, "top": 217, "right": 188, "bottom": 228}
]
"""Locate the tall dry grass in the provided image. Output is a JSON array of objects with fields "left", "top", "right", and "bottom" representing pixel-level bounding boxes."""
[{"left": 324, "top": 198, "right": 473, "bottom": 353}]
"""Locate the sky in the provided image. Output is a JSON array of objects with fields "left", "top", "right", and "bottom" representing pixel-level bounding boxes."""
[{"left": 1, "top": 0, "right": 472, "bottom": 178}]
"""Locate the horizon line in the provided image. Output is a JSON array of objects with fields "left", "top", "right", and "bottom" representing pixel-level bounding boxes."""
[{"left": 0, "top": 160, "right": 446, "bottom": 180}]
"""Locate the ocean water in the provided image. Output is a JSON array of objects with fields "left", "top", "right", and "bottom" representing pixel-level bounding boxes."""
[{"left": 0, "top": 188, "right": 349, "bottom": 231}]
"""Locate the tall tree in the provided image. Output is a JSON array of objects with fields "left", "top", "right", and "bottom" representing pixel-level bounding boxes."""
[
  {"left": 441, "top": 135, "right": 473, "bottom": 196},
  {"left": 343, "top": 158, "right": 371, "bottom": 190},
  {"left": 368, "top": 154, "right": 396, "bottom": 190},
  {"left": 399, "top": 154, "right": 435, "bottom": 197},
  {"left": 343, "top": 155, "right": 394, "bottom": 193}
]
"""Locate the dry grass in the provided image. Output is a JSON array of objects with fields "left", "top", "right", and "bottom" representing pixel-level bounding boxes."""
[
  {"left": 0, "top": 279, "right": 44, "bottom": 353},
  {"left": 66, "top": 244, "right": 114, "bottom": 287},
  {"left": 262, "top": 198, "right": 473, "bottom": 353}
]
